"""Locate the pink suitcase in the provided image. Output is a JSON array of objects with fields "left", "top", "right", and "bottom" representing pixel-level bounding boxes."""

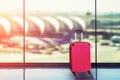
[{"left": 69, "top": 30, "right": 91, "bottom": 73}]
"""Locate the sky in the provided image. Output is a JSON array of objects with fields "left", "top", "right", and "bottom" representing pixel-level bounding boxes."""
[{"left": 0, "top": 0, "right": 120, "bottom": 14}]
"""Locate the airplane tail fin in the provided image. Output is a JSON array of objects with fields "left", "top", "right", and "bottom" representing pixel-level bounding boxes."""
[{"left": 60, "top": 29, "right": 75, "bottom": 44}]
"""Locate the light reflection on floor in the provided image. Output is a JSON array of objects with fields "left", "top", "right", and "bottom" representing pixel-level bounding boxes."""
[
  {"left": 0, "top": 69, "right": 23, "bottom": 80},
  {"left": 0, "top": 68, "right": 120, "bottom": 80},
  {"left": 0, "top": 68, "right": 75, "bottom": 80},
  {"left": 97, "top": 69, "right": 120, "bottom": 80}
]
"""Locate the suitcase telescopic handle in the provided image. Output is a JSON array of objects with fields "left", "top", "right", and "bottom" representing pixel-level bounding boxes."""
[{"left": 74, "top": 30, "right": 83, "bottom": 41}]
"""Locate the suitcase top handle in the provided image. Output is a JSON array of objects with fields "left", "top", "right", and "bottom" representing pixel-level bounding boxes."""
[
  {"left": 74, "top": 30, "right": 83, "bottom": 41},
  {"left": 75, "top": 30, "right": 83, "bottom": 33}
]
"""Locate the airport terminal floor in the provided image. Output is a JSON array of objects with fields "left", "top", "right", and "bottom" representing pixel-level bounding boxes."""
[{"left": 0, "top": 63, "right": 120, "bottom": 80}]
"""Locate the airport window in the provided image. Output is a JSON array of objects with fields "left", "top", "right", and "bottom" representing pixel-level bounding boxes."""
[
  {"left": 0, "top": 0, "right": 95, "bottom": 63},
  {"left": 25, "top": 0, "right": 95, "bottom": 63},
  {"left": 0, "top": 0, "right": 120, "bottom": 64},
  {"left": 1, "top": 1, "right": 120, "bottom": 80},
  {"left": 96, "top": 0, "right": 120, "bottom": 63}
]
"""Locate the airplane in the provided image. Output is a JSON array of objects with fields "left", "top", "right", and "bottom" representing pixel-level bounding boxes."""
[
  {"left": 39, "top": 29, "right": 76, "bottom": 52},
  {"left": 111, "top": 35, "right": 120, "bottom": 46},
  {"left": 0, "top": 36, "right": 48, "bottom": 49},
  {"left": 0, "top": 29, "right": 76, "bottom": 53}
]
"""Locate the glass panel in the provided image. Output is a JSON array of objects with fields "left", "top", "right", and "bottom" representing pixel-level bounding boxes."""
[
  {"left": 25, "top": 0, "right": 95, "bottom": 63},
  {"left": 96, "top": 0, "right": 120, "bottom": 62},
  {"left": 0, "top": 0, "right": 23, "bottom": 62}
]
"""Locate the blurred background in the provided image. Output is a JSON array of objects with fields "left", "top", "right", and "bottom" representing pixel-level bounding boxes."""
[{"left": 0, "top": 0, "right": 120, "bottom": 63}]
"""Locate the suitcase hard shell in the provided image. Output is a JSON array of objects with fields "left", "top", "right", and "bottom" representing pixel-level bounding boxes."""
[{"left": 69, "top": 31, "right": 91, "bottom": 73}]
